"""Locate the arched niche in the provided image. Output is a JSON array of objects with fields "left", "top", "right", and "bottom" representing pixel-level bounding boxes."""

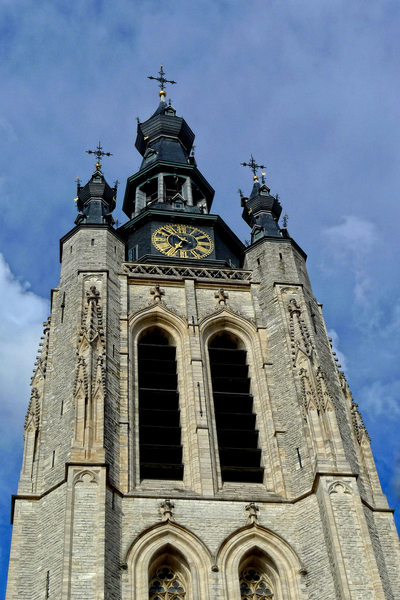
[
  {"left": 216, "top": 525, "right": 306, "bottom": 600},
  {"left": 125, "top": 521, "right": 212, "bottom": 600}
]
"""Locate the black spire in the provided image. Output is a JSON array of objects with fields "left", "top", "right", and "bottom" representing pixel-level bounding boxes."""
[
  {"left": 241, "top": 162, "right": 282, "bottom": 243},
  {"left": 74, "top": 147, "right": 117, "bottom": 226}
]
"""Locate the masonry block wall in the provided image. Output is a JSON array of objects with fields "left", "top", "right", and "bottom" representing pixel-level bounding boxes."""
[{"left": 7, "top": 220, "right": 400, "bottom": 600}]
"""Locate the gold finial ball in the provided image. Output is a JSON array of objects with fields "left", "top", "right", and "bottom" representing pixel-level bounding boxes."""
[
  {"left": 96, "top": 162, "right": 102, "bottom": 170},
  {"left": 253, "top": 175, "right": 259, "bottom": 181},
  {"left": 159, "top": 90, "right": 167, "bottom": 98}
]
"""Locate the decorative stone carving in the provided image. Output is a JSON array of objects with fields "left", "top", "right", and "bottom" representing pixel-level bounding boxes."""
[
  {"left": 316, "top": 368, "right": 334, "bottom": 412},
  {"left": 200, "top": 304, "right": 257, "bottom": 328},
  {"left": 328, "top": 481, "right": 352, "bottom": 495},
  {"left": 214, "top": 288, "right": 229, "bottom": 306},
  {"left": 31, "top": 317, "right": 51, "bottom": 384},
  {"left": 123, "top": 262, "right": 253, "bottom": 282},
  {"left": 351, "top": 400, "right": 371, "bottom": 444},
  {"left": 150, "top": 284, "right": 165, "bottom": 303},
  {"left": 73, "top": 285, "right": 106, "bottom": 454},
  {"left": 129, "top": 298, "right": 187, "bottom": 325},
  {"left": 245, "top": 502, "right": 259, "bottom": 524},
  {"left": 24, "top": 387, "right": 41, "bottom": 432},
  {"left": 299, "top": 368, "right": 318, "bottom": 415},
  {"left": 288, "top": 299, "right": 314, "bottom": 365},
  {"left": 73, "top": 469, "right": 99, "bottom": 485},
  {"left": 160, "top": 499, "right": 175, "bottom": 521}
]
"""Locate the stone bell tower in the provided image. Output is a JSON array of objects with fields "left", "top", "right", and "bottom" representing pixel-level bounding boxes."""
[{"left": 6, "top": 70, "right": 400, "bottom": 600}]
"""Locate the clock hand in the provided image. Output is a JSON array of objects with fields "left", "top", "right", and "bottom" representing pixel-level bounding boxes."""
[{"left": 174, "top": 240, "right": 184, "bottom": 249}]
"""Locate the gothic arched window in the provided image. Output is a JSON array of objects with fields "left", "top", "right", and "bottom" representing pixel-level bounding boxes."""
[
  {"left": 149, "top": 565, "right": 186, "bottom": 600},
  {"left": 208, "top": 333, "right": 263, "bottom": 483},
  {"left": 240, "top": 568, "right": 274, "bottom": 600},
  {"left": 138, "top": 329, "right": 183, "bottom": 480}
]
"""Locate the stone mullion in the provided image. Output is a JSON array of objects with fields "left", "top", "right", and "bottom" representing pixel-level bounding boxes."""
[
  {"left": 252, "top": 327, "right": 285, "bottom": 495},
  {"left": 185, "top": 279, "right": 215, "bottom": 495}
]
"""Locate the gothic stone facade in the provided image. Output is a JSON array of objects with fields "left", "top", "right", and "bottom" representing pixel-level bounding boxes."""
[
  {"left": 6, "top": 93, "right": 400, "bottom": 600},
  {"left": 6, "top": 224, "right": 400, "bottom": 600}
]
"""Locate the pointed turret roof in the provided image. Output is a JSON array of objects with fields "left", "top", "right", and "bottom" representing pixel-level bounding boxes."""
[
  {"left": 75, "top": 165, "right": 117, "bottom": 226},
  {"left": 135, "top": 94, "right": 195, "bottom": 168}
]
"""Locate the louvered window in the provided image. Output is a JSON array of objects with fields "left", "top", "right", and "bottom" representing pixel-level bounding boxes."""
[
  {"left": 138, "top": 330, "right": 183, "bottom": 480},
  {"left": 209, "top": 335, "right": 264, "bottom": 483}
]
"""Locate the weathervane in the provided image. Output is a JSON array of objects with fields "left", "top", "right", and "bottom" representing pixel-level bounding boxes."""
[
  {"left": 241, "top": 154, "right": 266, "bottom": 180},
  {"left": 148, "top": 64, "right": 177, "bottom": 95},
  {"left": 86, "top": 142, "right": 113, "bottom": 170}
]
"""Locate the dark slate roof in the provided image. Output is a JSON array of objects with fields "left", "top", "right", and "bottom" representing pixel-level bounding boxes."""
[
  {"left": 242, "top": 181, "right": 282, "bottom": 226},
  {"left": 135, "top": 99, "right": 195, "bottom": 164},
  {"left": 75, "top": 169, "right": 116, "bottom": 225}
]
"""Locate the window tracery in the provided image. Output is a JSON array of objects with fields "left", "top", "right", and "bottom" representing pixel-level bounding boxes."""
[
  {"left": 149, "top": 565, "right": 186, "bottom": 600},
  {"left": 240, "top": 568, "right": 273, "bottom": 600}
]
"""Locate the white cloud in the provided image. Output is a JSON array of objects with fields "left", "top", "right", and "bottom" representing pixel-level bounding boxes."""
[
  {"left": 0, "top": 254, "right": 49, "bottom": 487},
  {"left": 322, "top": 215, "right": 380, "bottom": 305},
  {"left": 359, "top": 379, "right": 400, "bottom": 419},
  {"left": 327, "top": 328, "right": 348, "bottom": 372}
]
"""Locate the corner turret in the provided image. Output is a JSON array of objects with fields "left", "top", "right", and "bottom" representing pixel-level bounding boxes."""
[
  {"left": 75, "top": 143, "right": 117, "bottom": 226},
  {"left": 241, "top": 177, "right": 282, "bottom": 243}
]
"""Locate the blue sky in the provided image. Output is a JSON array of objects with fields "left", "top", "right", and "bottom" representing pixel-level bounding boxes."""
[{"left": 1, "top": 0, "right": 400, "bottom": 594}]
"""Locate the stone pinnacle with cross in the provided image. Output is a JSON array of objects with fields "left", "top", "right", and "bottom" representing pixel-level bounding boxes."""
[
  {"left": 241, "top": 154, "right": 266, "bottom": 181},
  {"left": 148, "top": 64, "right": 177, "bottom": 99},
  {"left": 86, "top": 142, "right": 113, "bottom": 171}
]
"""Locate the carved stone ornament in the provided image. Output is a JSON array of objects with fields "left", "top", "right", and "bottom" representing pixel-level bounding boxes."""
[
  {"left": 351, "top": 400, "right": 371, "bottom": 444},
  {"left": 214, "top": 288, "right": 229, "bottom": 306},
  {"left": 31, "top": 317, "right": 51, "bottom": 384},
  {"left": 201, "top": 304, "right": 257, "bottom": 328},
  {"left": 328, "top": 481, "right": 352, "bottom": 495},
  {"left": 129, "top": 298, "right": 187, "bottom": 325},
  {"left": 149, "top": 284, "right": 165, "bottom": 303},
  {"left": 24, "top": 387, "right": 41, "bottom": 432},
  {"left": 160, "top": 498, "right": 175, "bottom": 521},
  {"left": 245, "top": 502, "right": 259, "bottom": 524},
  {"left": 288, "top": 299, "right": 314, "bottom": 364}
]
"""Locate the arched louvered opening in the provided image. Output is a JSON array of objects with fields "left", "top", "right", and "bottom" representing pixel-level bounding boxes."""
[
  {"left": 208, "top": 334, "right": 264, "bottom": 483},
  {"left": 138, "top": 329, "right": 183, "bottom": 480}
]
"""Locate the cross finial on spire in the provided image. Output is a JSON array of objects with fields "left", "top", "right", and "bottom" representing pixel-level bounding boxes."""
[
  {"left": 241, "top": 154, "right": 266, "bottom": 180},
  {"left": 148, "top": 64, "right": 177, "bottom": 97},
  {"left": 86, "top": 142, "right": 113, "bottom": 170}
]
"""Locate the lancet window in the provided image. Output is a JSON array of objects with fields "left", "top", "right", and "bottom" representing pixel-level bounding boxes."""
[
  {"left": 240, "top": 568, "right": 274, "bottom": 600},
  {"left": 149, "top": 565, "right": 186, "bottom": 600},
  {"left": 138, "top": 329, "right": 183, "bottom": 480},
  {"left": 208, "top": 334, "right": 263, "bottom": 483}
]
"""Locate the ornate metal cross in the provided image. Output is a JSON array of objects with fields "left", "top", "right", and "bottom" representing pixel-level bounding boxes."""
[
  {"left": 148, "top": 64, "right": 177, "bottom": 91},
  {"left": 241, "top": 154, "right": 265, "bottom": 177},
  {"left": 86, "top": 142, "right": 113, "bottom": 168}
]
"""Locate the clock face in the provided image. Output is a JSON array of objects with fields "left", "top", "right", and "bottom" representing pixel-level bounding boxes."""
[{"left": 152, "top": 224, "right": 214, "bottom": 259}]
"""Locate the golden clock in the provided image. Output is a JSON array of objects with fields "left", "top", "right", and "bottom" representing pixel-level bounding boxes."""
[{"left": 152, "top": 223, "right": 214, "bottom": 259}]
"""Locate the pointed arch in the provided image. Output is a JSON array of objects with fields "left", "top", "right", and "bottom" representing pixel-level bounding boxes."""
[
  {"left": 216, "top": 524, "right": 306, "bottom": 600},
  {"left": 124, "top": 521, "right": 213, "bottom": 600},
  {"left": 200, "top": 310, "right": 282, "bottom": 492},
  {"left": 129, "top": 302, "right": 196, "bottom": 488}
]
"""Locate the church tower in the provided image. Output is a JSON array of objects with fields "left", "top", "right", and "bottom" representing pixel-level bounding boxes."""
[{"left": 6, "top": 71, "right": 400, "bottom": 600}]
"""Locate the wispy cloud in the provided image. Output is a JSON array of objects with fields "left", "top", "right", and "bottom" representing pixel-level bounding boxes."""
[
  {"left": 0, "top": 253, "right": 49, "bottom": 482},
  {"left": 322, "top": 215, "right": 379, "bottom": 305},
  {"left": 327, "top": 328, "right": 348, "bottom": 372}
]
